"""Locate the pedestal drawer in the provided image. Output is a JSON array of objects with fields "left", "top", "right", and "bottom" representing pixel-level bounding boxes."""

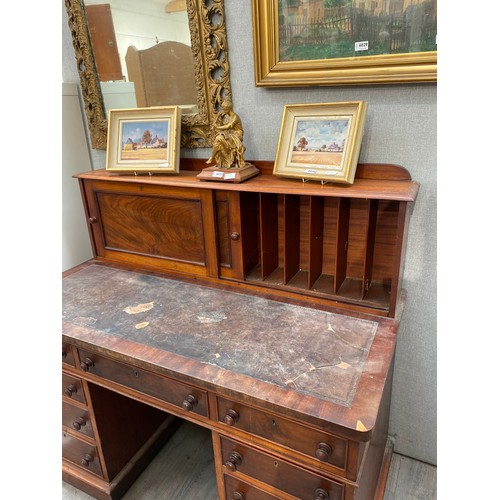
[
  {"left": 62, "top": 373, "right": 86, "bottom": 405},
  {"left": 62, "top": 342, "right": 75, "bottom": 367},
  {"left": 77, "top": 349, "right": 208, "bottom": 418},
  {"left": 62, "top": 431, "right": 102, "bottom": 477},
  {"left": 225, "top": 475, "right": 279, "bottom": 500},
  {"left": 217, "top": 397, "right": 347, "bottom": 471},
  {"left": 220, "top": 436, "right": 344, "bottom": 500},
  {"left": 62, "top": 401, "right": 94, "bottom": 439}
]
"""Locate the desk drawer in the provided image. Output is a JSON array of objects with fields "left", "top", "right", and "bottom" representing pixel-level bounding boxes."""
[
  {"left": 217, "top": 397, "right": 347, "bottom": 471},
  {"left": 62, "top": 373, "right": 86, "bottom": 405},
  {"left": 77, "top": 349, "right": 208, "bottom": 418},
  {"left": 220, "top": 436, "right": 344, "bottom": 500},
  {"left": 62, "top": 431, "right": 102, "bottom": 477},
  {"left": 62, "top": 342, "right": 75, "bottom": 367},
  {"left": 62, "top": 401, "right": 94, "bottom": 439},
  {"left": 224, "top": 475, "right": 278, "bottom": 500}
]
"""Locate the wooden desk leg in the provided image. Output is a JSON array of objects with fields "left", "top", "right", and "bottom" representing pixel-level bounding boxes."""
[{"left": 211, "top": 430, "right": 226, "bottom": 500}]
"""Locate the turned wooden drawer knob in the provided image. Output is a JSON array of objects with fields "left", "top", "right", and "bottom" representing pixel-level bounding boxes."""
[
  {"left": 64, "top": 384, "right": 77, "bottom": 397},
  {"left": 223, "top": 409, "right": 239, "bottom": 426},
  {"left": 88, "top": 216, "right": 97, "bottom": 224},
  {"left": 72, "top": 416, "right": 87, "bottom": 430},
  {"left": 80, "top": 357, "right": 94, "bottom": 371},
  {"left": 232, "top": 492, "right": 245, "bottom": 500},
  {"left": 224, "top": 451, "right": 242, "bottom": 471},
  {"left": 314, "top": 488, "right": 329, "bottom": 500},
  {"left": 182, "top": 394, "right": 198, "bottom": 411},
  {"left": 230, "top": 231, "right": 240, "bottom": 241},
  {"left": 315, "top": 442, "right": 332, "bottom": 462},
  {"left": 81, "top": 453, "right": 94, "bottom": 467}
]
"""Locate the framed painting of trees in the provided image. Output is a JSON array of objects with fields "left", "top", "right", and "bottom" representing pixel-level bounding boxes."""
[
  {"left": 106, "top": 106, "right": 181, "bottom": 174},
  {"left": 252, "top": 0, "right": 437, "bottom": 86},
  {"left": 273, "top": 101, "right": 367, "bottom": 184}
]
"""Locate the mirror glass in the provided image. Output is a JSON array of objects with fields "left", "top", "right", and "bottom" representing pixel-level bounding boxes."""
[
  {"left": 65, "top": 0, "right": 233, "bottom": 150},
  {"left": 84, "top": 0, "right": 198, "bottom": 114}
]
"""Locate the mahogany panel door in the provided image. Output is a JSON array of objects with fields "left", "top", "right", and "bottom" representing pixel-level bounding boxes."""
[{"left": 81, "top": 179, "right": 219, "bottom": 278}]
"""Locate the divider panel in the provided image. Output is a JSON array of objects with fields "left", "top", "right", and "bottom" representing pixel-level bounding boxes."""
[
  {"left": 308, "top": 196, "right": 325, "bottom": 289},
  {"left": 283, "top": 195, "right": 301, "bottom": 284},
  {"left": 362, "top": 199, "right": 379, "bottom": 299},
  {"left": 259, "top": 193, "right": 279, "bottom": 280},
  {"left": 333, "top": 198, "right": 351, "bottom": 293}
]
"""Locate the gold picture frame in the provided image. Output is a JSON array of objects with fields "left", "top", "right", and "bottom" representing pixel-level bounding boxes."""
[
  {"left": 106, "top": 106, "right": 181, "bottom": 174},
  {"left": 252, "top": 0, "right": 437, "bottom": 86},
  {"left": 274, "top": 101, "right": 367, "bottom": 184}
]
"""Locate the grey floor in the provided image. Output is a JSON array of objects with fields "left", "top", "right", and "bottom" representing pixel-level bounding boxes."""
[{"left": 62, "top": 420, "right": 436, "bottom": 499}]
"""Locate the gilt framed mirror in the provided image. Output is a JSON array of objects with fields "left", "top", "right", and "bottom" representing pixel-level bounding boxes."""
[{"left": 64, "top": 0, "right": 232, "bottom": 150}]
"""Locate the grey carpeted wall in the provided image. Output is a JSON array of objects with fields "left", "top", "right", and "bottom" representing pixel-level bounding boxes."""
[{"left": 62, "top": 1, "right": 436, "bottom": 466}]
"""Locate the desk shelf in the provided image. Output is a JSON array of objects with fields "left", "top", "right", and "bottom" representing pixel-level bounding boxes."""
[{"left": 75, "top": 160, "right": 418, "bottom": 317}]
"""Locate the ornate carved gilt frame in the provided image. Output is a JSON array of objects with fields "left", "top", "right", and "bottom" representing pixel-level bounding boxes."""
[
  {"left": 252, "top": 0, "right": 437, "bottom": 87},
  {"left": 64, "top": 0, "right": 232, "bottom": 150}
]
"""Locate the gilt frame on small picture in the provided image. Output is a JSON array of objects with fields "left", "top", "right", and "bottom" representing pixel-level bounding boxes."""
[
  {"left": 106, "top": 106, "right": 181, "bottom": 174},
  {"left": 273, "top": 101, "right": 368, "bottom": 185}
]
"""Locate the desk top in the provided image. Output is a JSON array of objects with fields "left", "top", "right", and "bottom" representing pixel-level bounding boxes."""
[{"left": 62, "top": 262, "right": 399, "bottom": 438}]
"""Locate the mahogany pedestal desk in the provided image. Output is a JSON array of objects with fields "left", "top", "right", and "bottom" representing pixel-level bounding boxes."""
[{"left": 62, "top": 160, "right": 419, "bottom": 500}]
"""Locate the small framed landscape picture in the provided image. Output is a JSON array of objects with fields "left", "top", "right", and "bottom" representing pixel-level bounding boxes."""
[
  {"left": 274, "top": 101, "right": 367, "bottom": 184},
  {"left": 106, "top": 106, "right": 181, "bottom": 174}
]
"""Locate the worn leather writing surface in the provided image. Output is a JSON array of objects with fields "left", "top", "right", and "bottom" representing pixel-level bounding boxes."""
[{"left": 63, "top": 265, "right": 378, "bottom": 406}]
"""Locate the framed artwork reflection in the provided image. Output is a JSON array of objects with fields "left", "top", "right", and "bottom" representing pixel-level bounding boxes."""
[
  {"left": 106, "top": 106, "right": 181, "bottom": 174},
  {"left": 252, "top": 0, "right": 437, "bottom": 86},
  {"left": 274, "top": 101, "right": 367, "bottom": 184}
]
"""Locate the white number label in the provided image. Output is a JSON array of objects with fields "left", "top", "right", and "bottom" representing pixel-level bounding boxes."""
[{"left": 355, "top": 41, "right": 369, "bottom": 51}]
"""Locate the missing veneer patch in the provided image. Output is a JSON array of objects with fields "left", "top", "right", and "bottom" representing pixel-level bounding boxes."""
[{"left": 123, "top": 302, "right": 154, "bottom": 314}]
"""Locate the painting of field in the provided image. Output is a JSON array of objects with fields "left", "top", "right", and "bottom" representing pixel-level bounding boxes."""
[
  {"left": 291, "top": 150, "right": 343, "bottom": 167},
  {"left": 120, "top": 148, "right": 167, "bottom": 161},
  {"left": 119, "top": 119, "right": 169, "bottom": 163},
  {"left": 289, "top": 117, "right": 349, "bottom": 168}
]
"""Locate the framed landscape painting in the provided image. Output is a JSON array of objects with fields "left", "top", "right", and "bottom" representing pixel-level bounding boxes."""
[
  {"left": 252, "top": 0, "right": 437, "bottom": 86},
  {"left": 274, "top": 101, "right": 367, "bottom": 184},
  {"left": 106, "top": 106, "right": 181, "bottom": 174}
]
